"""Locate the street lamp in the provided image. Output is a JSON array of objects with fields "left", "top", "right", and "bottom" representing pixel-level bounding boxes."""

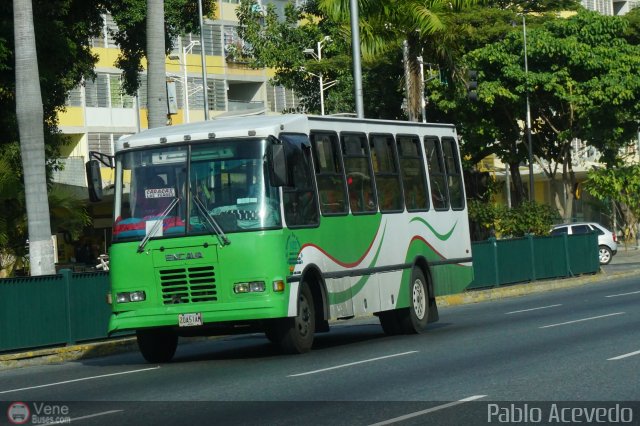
[
  {"left": 169, "top": 39, "right": 201, "bottom": 123},
  {"left": 197, "top": 0, "right": 209, "bottom": 120},
  {"left": 522, "top": 15, "right": 535, "bottom": 202},
  {"left": 303, "top": 36, "right": 337, "bottom": 116}
]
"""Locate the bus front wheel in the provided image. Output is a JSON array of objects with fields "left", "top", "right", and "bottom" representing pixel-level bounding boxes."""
[
  {"left": 136, "top": 328, "right": 178, "bottom": 363},
  {"left": 398, "top": 268, "right": 430, "bottom": 334},
  {"left": 273, "top": 282, "right": 315, "bottom": 354}
]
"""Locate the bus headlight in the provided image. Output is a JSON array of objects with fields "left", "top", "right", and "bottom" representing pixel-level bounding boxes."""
[
  {"left": 234, "top": 281, "right": 265, "bottom": 294},
  {"left": 116, "top": 291, "right": 147, "bottom": 303}
]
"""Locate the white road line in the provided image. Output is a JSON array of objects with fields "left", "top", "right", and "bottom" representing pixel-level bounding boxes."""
[
  {"left": 605, "top": 290, "right": 640, "bottom": 298},
  {"left": 539, "top": 312, "right": 625, "bottom": 329},
  {"left": 288, "top": 351, "right": 418, "bottom": 377},
  {"left": 608, "top": 350, "right": 640, "bottom": 361},
  {"left": 505, "top": 304, "right": 562, "bottom": 315},
  {"left": 0, "top": 366, "right": 160, "bottom": 394},
  {"left": 43, "top": 410, "right": 123, "bottom": 425},
  {"left": 368, "top": 395, "right": 487, "bottom": 426}
]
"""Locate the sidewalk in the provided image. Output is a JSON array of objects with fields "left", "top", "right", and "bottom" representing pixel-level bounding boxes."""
[{"left": 2, "top": 254, "right": 639, "bottom": 371}]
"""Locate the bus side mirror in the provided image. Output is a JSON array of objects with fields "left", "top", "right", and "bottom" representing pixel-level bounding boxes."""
[
  {"left": 268, "top": 144, "right": 289, "bottom": 187},
  {"left": 86, "top": 159, "right": 103, "bottom": 202}
]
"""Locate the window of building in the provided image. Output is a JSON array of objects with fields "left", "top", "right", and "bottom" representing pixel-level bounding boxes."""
[
  {"left": 397, "top": 135, "right": 429, "bottom": 212},
  {"left": 370, "top": 134, "right": 403, "bottom": 213},
  {"left": 341, "top": 133, "right": 377, "bottom": 214},
  {"left": 85, "top": 74, "right": 109, "bottom": 108},
  {"left": 109, "top": 75, "right": 135, "bottom": 108},
  {"left": 310, "top": 131, "right": 348, "bottom": 215}
]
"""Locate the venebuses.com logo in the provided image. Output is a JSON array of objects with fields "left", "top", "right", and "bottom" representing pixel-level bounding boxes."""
[
  {"left": 6, "top": 402, "right": 71, "bottom": 424},
  {"left": 6, "top": 402, "right": 30, "bottom": 425}
]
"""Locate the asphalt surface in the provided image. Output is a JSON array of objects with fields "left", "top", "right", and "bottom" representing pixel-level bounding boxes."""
[{"left": 1, "top": 266, "right": 639, "bottom": 425}]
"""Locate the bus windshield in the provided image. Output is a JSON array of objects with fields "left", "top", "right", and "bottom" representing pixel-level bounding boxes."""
[{"left": 112, "top": 138, "right": 281, "bottom": 243}]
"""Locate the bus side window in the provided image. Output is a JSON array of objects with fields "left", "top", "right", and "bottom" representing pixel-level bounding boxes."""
[
  {"left": 279, "top": 134, "right": 320, "bottom": 228},
  {"left": 341, "top": 133, "right": 377, "bottom": 214},
  {"left": 310, "top": 131, "right": 348, "bottom": 216},
  {"left": 370, "top": 134, "right": 404, "bottom": 213},
  {"left": 442, "top": 137, "right": 465, "bottom": 210},
  {"left": 397, "top": 134, "right": 429, "bottom": 212},
  {"left": 424, "top": 136, "right": 450, "bottom": 210}
]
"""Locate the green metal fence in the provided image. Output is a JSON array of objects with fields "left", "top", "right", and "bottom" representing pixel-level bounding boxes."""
[
  {"left": 0, "top": 270, "right": 111, "bottom": 353},
  {"left": 469, "top": 233, "right": 599, "bottom": 289}
]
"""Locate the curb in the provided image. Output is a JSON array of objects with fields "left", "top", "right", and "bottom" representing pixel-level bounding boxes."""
[
  {"left": 2, "top": 269, "right": 639, "bottom": 371},
  {"left": 436, "top": 268, "right": 640, "bottom": 307}
]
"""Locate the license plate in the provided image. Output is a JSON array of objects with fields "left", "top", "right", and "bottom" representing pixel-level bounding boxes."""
[{"left": 178, "top": 312, "right": 202, "bottom": 327}]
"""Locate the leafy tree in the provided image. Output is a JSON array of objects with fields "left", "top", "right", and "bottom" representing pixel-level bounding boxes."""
[
  {"left": 236, "top": 0, "right": 355, "bottom": 115},
  {"left": 431, "top": 10, "right": 640, "bottom": 217},
  {"left": 318, "top": 0, "right": 480, "bottom": 122},
  {"left": 586, "top": 165, "right": 640, "bottom": 244},
  {"left": 108, "top": 0, "right": 215, "bottom": 96}
]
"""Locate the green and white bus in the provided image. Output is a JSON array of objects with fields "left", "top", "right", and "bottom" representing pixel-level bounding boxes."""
[{"left": 93, "top": 114, "right": 473, "bottom": 362}]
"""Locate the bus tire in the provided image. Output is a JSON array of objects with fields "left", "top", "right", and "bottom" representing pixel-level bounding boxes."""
[
  {"left": 274, "top": 282, "right": 315, "bottom": 354},
  {"left": 136, "top": 328, "right": 178, "bottom": 363},
  {"left": 398, "top": 268, "right": 430, "bottom": 334},
  {"left": 379, "top": 311, "right": 403, "bottom": 335}
]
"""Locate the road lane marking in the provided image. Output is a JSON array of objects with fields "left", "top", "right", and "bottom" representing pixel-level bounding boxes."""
[
  {"left": 288, "top": 351, "right": 418, "bottom": 377},
  {"left": 43, "top": 410, "right": 123, "bottom": 425},
  {"left": 368, "top": 395, "right": 487, "bottom": 426},
  {"left": 605, "top": 290, "right": 640, "bottom": 298},
  {"left": 505, "top": 304, "right": 562, "bottom": 315},
  {"left": 539, "top": 312, "right": 625, "bottom": 329},
  {"left": 0, "top": 366, "right": 160, "bottom": 394},
  {"left": 608, "top": 350, "right": 640, "bottom": 361}
]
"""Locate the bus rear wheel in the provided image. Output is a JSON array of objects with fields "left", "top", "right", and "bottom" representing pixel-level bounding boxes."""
[
  {"left": 136, "top": 328, "right": 178, "bottom": 363},
  {"left": 398, "top": 268, "right": 430, "bottom": 334},
  {"left": 272, "top": 282, "right": 315, "bottom": 354}
]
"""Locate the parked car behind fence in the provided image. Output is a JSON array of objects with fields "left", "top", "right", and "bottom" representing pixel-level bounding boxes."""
[{"left": 550, "top": 222, "right": 617, "bottom": 265}]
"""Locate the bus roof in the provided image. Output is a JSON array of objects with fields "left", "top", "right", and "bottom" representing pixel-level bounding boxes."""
[{"left": 115, "top": 114, "right": 457, "bottom": 152}]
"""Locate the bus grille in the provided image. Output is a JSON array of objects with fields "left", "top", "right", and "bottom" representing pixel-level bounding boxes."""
[{"left": 159, "top": 266, "right": 217, "bottom": 304}]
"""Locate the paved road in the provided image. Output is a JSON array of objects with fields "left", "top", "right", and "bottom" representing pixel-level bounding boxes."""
[
  {"left": 602, "top": 245, "right": 640, "bottom": 275},
  {"left": 1, "top": 274, "right": 639, "bottom": 425}
]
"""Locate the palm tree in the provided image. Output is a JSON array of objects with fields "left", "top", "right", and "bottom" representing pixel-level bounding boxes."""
[
  {"left": 319, "top": 0, "right": 478, "bottom": 121},
  {"left": 147, "top": 0, "right": 168, "bottom": 129},
  {"left": 13, "top": 0, "right": 56, "bottom": 275}
]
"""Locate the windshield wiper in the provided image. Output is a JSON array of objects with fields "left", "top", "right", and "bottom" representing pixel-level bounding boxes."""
[
  {"left": 192, "top": 195, "right": 231, "bottom": 246},
  {"left": 137, "top": 197, "right": 180, "bottom": 253}
]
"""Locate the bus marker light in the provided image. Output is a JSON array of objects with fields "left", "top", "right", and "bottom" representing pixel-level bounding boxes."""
[
  {"left": 273, "top": 280, "right": 285, "bottom": 292},
  {"left": 106, "top": 293, "right": 113, "bottom": 305}
]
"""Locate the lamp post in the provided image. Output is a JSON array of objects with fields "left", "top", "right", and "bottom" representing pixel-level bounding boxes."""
[
  {"left": 169, "top": 39, "right": 200, "bottom": 123},
  {"left": 182, "top": 40, "right": 200, "bottom": 123},
  {"left": 522, "top": 15, "right": 535, "bottom": 202},
  {"left": 304, "top": 36, "right": 337, "bottom": 116},
  {"left": 197, "top": 0, "right": 209, "bottom": 120}
]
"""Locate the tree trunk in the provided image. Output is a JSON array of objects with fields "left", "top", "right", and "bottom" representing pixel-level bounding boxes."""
[
  {"left": 147, "top": 0, "right": 168, "bottom": 129},
  {"left": 13, "top": 0, "right": 55, "bottom": 276},
  {"left": 509, "top": 162, "right": 526, "bottom": 207},
  {"left": 403, "top": 34, "right": 422, "bottom": 122}
]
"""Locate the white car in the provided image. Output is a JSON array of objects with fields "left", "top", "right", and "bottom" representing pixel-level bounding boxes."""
[{"left": 550, "top": 222, "right": 618, "bottom": 265}]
